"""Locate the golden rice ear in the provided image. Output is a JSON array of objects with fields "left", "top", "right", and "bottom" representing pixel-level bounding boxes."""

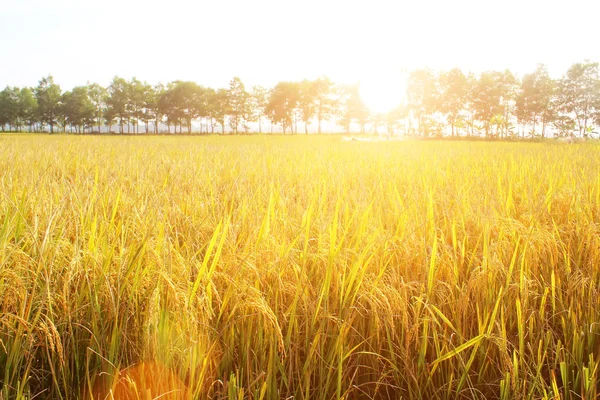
[{"left": 88, "top": 362, "right": 190, "bottom": 400}]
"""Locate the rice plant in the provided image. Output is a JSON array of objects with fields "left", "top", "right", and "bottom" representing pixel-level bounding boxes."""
[{"left": 0, "top": 135, "right": 599, "bottom": 399}]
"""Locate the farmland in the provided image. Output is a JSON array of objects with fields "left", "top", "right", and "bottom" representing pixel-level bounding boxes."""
[{"left": 1, "top": 135, "right": 600, "bottom": 399}]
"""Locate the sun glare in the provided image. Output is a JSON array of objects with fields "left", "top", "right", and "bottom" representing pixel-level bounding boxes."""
[{"left": 359, "top": 68, "right": 408, "bottom": 114}]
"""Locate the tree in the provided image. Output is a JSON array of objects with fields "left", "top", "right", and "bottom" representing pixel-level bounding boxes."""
[
  {"left": 516, "top": 64, "right": 556, "bottom": 138},
  {"left": 333, "top": 84, "right": 352, "bottom": 133},
  {"left": 556, "top": 61, "right": 600, "bottom": 137},
  {"left": 312, "top": 77, "right": 336, "bottom": 135},
  {"left": 35, "top": 75, "right": 62, "bottom": 133},
  {"left": 371, "top": 112, "right": 386, "bottom": 134},
  {"left": 265, "top": 82, "right": 300, "bottom": 134},
  {"left": 146, "top": 84, "right": 165, "bottom": 134},
  {"left": 18, "top": 87, "right": 38, "bottom": 132},
  {"left": 386, "top": 104, "right": 408, "bottom": 136},
  {"left": 135, "top": 82, "right": 153, "bottom": 134},
  {"left": 159, "top": 82, "right": 181, "bottom": 133},
  {"left": 4, "top": 65, "right": 599, "bottom": 139},
  {"left": 249, "top": 85, "right": 268, "bottom": 133},
  {"left": 87, "top": 83, "right": 107, "bottom": 133},
  {"left": 227, "top": 77, "right": 249, "bottom": 134},
  {"left": 349, "top": 84, "right": 370, "bottom": 133},
  {"left": 463, "top": 72, "right": 479, "bottom": 137},
  {"left": 406, "top": 69, "right": 439, "bottom": 137},
  {"left": 203, "top": 87, "right": 217, "bottom": 134},
  {"left": 337, "top": 83, "right": 370, "bottom": 134},
  {"left": 107, "top": 76, "right": 129, "bottom": 133},
  {"left": 553, "top": 115, "right": 576, "bottom": 138},
  {"left": 161, "top": 81, "right": 204, "bottom": 133},
  {"left": 104, "top": 107, "right": 117, "bottom": 133},
  {"left": 58, "top": 91, "right": 69, "bottom": 133},
  {"left": 495, "top": 70, "right": 519, "bottom": 138},
  {"left": 127, "top": 78, "right": 147, "bottom": 134},
  {"left": 62, "top": 86, "right": 94, "bottom": 133},
  {"left": 0, "top": 86, "right": 21, "bottom": 131},
  {"left": 439, "top": 68, "right": 469, "bottom": 137},
  {"left": 297, "top": 80, "right": 316, "bottom": 134},
  {"left": 209, "top": 88, "right": 229, "bottom": 134},
  {"left": 193, "top": 85, "right": 209, "bottom": 134},
  {"left": 472, "top": 71, "right": 504, "bottom": 137}
]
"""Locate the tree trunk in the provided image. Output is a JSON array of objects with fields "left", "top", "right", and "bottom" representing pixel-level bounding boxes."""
[{"left": 541, "top": 122, "right": 546, "bottom": 139}]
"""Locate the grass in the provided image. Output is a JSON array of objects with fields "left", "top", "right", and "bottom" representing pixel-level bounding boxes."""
[{"left": 0, "top": 135, "right": 599, "bottom": 399}]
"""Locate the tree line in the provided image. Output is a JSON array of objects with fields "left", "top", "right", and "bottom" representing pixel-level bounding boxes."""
[{"left": 1, "top": 61, "right": 599, "bottom": 137}]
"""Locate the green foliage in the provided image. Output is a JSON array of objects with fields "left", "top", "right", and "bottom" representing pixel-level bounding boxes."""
[
  {"left": 472, "top": 71, "right": 504, "bottom": 137},
  {"left": 265, "top": 81, "right": 300, "bottom": 134},
  {"left": 516, "top": 64, "right": 556, "bottom": 138},
  {"left": 1, "top": 61, "right": 600, "bottom": 136},
  {"left": 61, "top": 86, "right": 95, "bottom": 133},
  {"left": 106, "top": 76, "right": 129, "bottom": 133},
  {"left": 407, "top": 69, "right": 439, "bottom": 136},
  {"left": 159, "top": 81, "right": 207, "bottom": 134},
  {"left": 248, "top": 85, "right": 268, "bottom": 133},
  {"left": 227, "top": 77, "right": 249, "bottom": 134},
  {"left": 311, "top": 77, "right": 336, "bottom": 134},
  {"left": 439, "top": 68, "right": 469, "bottom": 136},
  {"left": 34, "top": 75, "right": 62, "bottom": 133},
  {"left": 556, "top": 61, "right": 600, "bottom": 137},
  {"left": 208, "top": 88, "right": 229, "bottom": 134},
  {"left": 87, "top": 82, "right": 107, "bottom": 133},
  {"left": 0, "top": 86, "right": 21, "bottom": 131}
]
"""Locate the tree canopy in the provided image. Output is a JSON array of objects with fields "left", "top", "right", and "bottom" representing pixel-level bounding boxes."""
[{"left": 1, "top": 61, "right": 599, "bottom": 138}]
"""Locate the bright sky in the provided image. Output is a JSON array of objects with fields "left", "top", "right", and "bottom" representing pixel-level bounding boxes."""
[{"left": 1, "top": 0, "right": 599, "bottom": 112}]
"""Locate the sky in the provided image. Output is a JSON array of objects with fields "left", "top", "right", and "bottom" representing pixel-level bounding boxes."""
[{"left": 1, "top": 0, "right": 599, "bottom": 112}]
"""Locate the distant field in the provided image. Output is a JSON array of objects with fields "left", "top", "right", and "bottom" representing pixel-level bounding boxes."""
[{"left": 1, "top": 135, "right": 599, "bottom": 399}]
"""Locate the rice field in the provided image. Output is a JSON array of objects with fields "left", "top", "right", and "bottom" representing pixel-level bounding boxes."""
[{"left": 1, "top": 135, "right": 599, "bottom": 399}]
